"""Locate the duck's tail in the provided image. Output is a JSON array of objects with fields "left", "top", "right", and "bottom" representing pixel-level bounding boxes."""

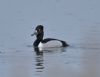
[{"left": 60, "top": 40, "right": 69, "bottom": 47}]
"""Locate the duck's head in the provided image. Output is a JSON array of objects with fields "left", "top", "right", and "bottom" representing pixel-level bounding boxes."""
[{"left": 31, "top": 25, "right": 44, "bottom": 40}]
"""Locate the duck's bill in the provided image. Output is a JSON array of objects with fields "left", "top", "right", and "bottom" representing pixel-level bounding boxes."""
[
  {"left": 31, "top": 33, "right": 35, "bottom": 36},
  {"left": 31, "top": 30, "right": 37, "bottom": 36}
]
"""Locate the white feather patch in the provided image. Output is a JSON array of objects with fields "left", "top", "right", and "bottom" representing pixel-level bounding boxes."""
[{"left": 38, "top": 40, "right": 62, "bottom": 48}]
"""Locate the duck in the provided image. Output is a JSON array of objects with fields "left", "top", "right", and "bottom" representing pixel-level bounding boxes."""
[{"left": 31, "top": 25, "right": 69, "bottom": 51}]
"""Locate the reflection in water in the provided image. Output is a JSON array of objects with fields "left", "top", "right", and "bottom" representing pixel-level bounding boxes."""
[
  {"left": 35, "top": 54, "right": 44, "bottom": 72},
  {"left": 34, "top": 48, "right": 44, "bottom": 73},
  {"left": 34, "top": 47, "right": 67, "bottom": 74}
]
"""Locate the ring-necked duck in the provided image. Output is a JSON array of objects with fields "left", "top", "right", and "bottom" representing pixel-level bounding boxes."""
[{"left": 31, "top": 25, "right": 69, "bottom": 50}]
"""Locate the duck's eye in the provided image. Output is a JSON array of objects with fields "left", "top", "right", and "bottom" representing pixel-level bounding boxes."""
[{"left": 39, "top": 29, "right": 41, "bottom": 31}]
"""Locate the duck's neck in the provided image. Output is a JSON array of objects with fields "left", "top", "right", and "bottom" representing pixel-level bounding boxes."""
[
  {"left": 33, "top": 39, "right": 42, "bottom": 47},
  {"left": 34, "top": 33, "right": 44, "bottom": 47},
  {"left": 36, "top": 33, "right": 44, "bottom": 40}
]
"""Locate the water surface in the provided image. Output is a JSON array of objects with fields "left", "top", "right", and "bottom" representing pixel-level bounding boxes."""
[{"left": 0, "top": 0, "right": 100, "bottom": 77}]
